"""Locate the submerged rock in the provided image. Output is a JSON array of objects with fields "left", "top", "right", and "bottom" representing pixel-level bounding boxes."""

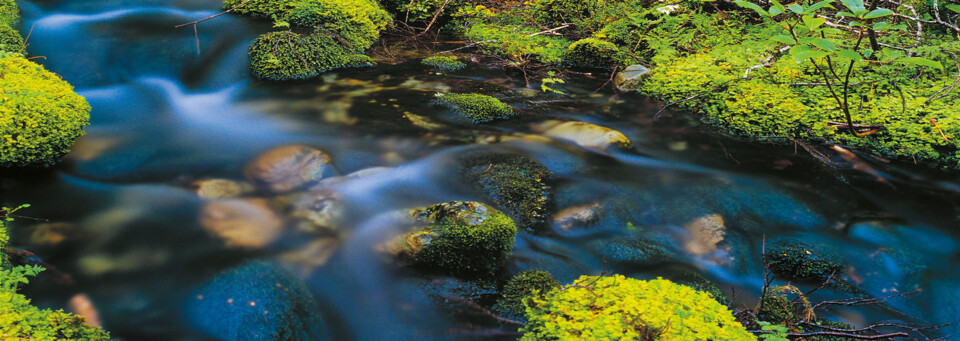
[
  {"left": 285, "top": 190, "right": 344, "bottom": 234},
  {"left": 392, "top": 201, "right": 518, "bottom": 277},
  {"left": 245, "top": 145, "right": 335, "bottom": 193},
  {"left": 552, "top": 202, "right": 603, "bottom": 231},
  {"left": 200, "top": 198, "right": 284, "bottom": 249},
  {"left": 614, "top": 64, "right": 651, "bottom": 90},
  {"left": 186, "top": 261, "right": 329, "bottom": 341},
  {"left": 191, "top": 179, "right": 254, "bottom": 199},
  {"left": 461, "top": 153, "right": 553, "bottom": 231},
  {"left": 537, "top": 121, "right": 632, "bottom": 150},
  {"left": 683, "top": 214, "right": 726, "bottom": 256},
  {"left": 765, "top": 239, "right": 858, "bottom": 293}
]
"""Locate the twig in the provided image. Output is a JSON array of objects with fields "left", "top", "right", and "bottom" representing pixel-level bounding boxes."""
[
  {"left": 527, "top": 23, "right": 572, "bottom": 37},
  {"left": 175, "top": 0, "right": 252, "bottom": 56},
  {"left": 744, "top": 45, "right": 792, "bottom": 78},
  {"left": 786, "top": 331, "right": 909, "bottom": 339}
]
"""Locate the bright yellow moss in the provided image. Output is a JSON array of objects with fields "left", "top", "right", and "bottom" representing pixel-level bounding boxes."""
[
  {"left": 0, "top": 56, "right": 90, "bottom": 167},
  {"left": 521, "top": 275, "right": 754, "bottom": 340}
]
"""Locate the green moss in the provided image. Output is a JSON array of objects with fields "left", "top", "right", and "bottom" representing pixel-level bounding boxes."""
[
  {"left": 562, "top": 38, "right": 622, "bottom": 69},
  {"left": 498, "top": 270, "right": 558, "bottom": 317},
  {"left": 0, "top": 22, "right": 22, "bottom": 53},
  {"left": 422, "top": 55, "right": 465, "bottom": 71},
  {"left": 460, "top": 153, "right": 552, "bottom": 231},
  {"left": 403, "top": 201, "right": 518, "bottom": 277},
  {"left": 0, "top": 0, "right": 18, "bottom": 27},
  {"left": 434, "top": 93, "right": 515, "bottom": 123},
  {"left": 224, "top": 0, "right": 390, "bottom": 49},
  {"left": 765, "top": 240, "right": 859, "bottom": 294},
  {"left": 462, "top": 23, "right": 570, "bottom": 64},
  {"left": 284, "top": 0, "right": 391, "bottom": 50},
  {"left": 521, "top": 275, "right": 754, "bottom": 340},
  {"left": 248, "top": 31, "right": 375, "bottom": 81},
  {"left": 0, "top": 217, "right": 109, "bottom": 339},
  {"left": 1, "top": 57, "right": 91, "bottom": 167}
]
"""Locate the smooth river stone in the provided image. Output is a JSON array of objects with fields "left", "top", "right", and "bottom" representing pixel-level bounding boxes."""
[
  {"left": 540, "top": 121, "right": 632, "bottom": 150},
  {"left": 191, "top": 178, "right": 254, "bottom": 199},
  {"left": 200, "top": 198, "right": 284, "bottom": 248},
  {"left": 614, "top": 64, "right": 651, "bottom": 90},
  {"left": 244, "top": 145, "right": 333, "bottom": 193}
]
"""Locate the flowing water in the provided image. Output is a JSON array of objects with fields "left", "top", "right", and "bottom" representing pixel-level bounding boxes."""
[{"left": 4, "top": 1, "right": 960, "bottom": 340}]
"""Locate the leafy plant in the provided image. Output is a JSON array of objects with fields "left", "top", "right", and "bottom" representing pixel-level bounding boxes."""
[
  {"left": 540, "top": 71, "right": 566, "bottom": 94},
  {"left": 734, "top": 0, "right": 943, "bottom": 137},
  {"left": 757, "top": 321, "right": 790, "bottom": 341}
]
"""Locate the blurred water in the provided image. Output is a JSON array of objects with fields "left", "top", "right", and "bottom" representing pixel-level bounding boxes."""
[{"left": 3, "top": 1, "right": 960, "bottom": 340}]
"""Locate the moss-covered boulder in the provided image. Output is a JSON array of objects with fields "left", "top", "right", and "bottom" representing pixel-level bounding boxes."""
[
  {"left": 0, "top": 0, "right": 18, "bottom": 27},
  {"left": 562, "top": 38, "right": 622, "bottom": 69},
  {"left": 284, "top": 0, "right": 391, "bottom": 50},
  {"left": 0, "top": 23, "right": 22, "bottom": 53},
  {"left": 186, "top": 261, "right": 329, "bottom": 340},
  {"left": 1, "top": 57, "right": 91, "bottom": 167},
  {"left": 521, "top": 275, "right": 753, "bottom": 340},
  {"left": 434, "top": 93, "right": 516, "bottom": 123},
  {"left": 396, "top": 201, "right": 517, "bottom": 277},
  {"left": 497, "top": 270, "right": 558, "bottom": 317},
  {"left": 461, "top": 153, "right": 552, "bottom": 231},
  {"left": 766, "top": 239, "right": 843, "bottom": 285},
  {"left": 248, "top": 31, "right": 375, "bottom": 81},
  {"left": 422, "top": 55, "right": 465, "bottom": 72}
]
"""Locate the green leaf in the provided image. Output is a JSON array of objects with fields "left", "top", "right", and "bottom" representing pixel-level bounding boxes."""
[
  {"left": 806, "top": 0, "right": 836, "bottom": 13},
  {"left": 771, "top": 0, "right": 787, "bottom": 13},
  {"left": 862, "top": 8, "right": 893, "bottom": 19},
  {"left": 836, "top": 49, "right": 863, "bottom": 61},
  {"left": 770, "top": 6, "right": 784, "bottom": 15},
  {"left": 802, "top": 15, "right": 827, "bottom": 29},
  {"left": 789, "top": 4, "right": 804, "bottom": 14},
  {"left": 946, "top": 4, "right": 960, "bottom": 13},
  {"left": 897, "top": 57, "right": 944, "bottom": 70},
  {"left": 772, "top": 34, "right": 797, "bottom": 45},
  {"left": 734, "top": 0, "right": 770, "bottom": 16},
  {"left": 840, "top": 0, "right": 866, "bottom": 12},
  {"left": 873, "top": 21, "right": 890, "bottom": 30},
  {"left": 836, "top": 11, "right": 855, "bottom": 16},
  {"left": 812, "top": 38, "right": 836, "bottom": 51},
  {"left": 853, "top": 9, "right": 869, "bottom": 16}
]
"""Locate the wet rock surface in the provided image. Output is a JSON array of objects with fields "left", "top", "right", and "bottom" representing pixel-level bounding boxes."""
[
  {"left": 244, "top": 145, "right": 335, "bottom": 193},
  {"left": 199, "top": 198, "right": 284, "bottom": 249}
]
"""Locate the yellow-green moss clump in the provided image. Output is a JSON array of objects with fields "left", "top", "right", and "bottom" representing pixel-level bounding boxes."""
[
  {"left": 521, "top": 275, "right": 754, "bottom": 340},
  {"left": 422, "top": 55, "right": 466, "bottom": 71},
  {"left": 1, "top": 57, "right": 91, "bottom": 167},
  {"left": 0, "top": 216, "right": 109, "bottom": 339},
  {"left": 434, "top": 93, "right": 516, "bottom": 123},
  {"left": 248, "top": 31, "right": 375, "bottom": 81},
  {"left": 0, "top": 0, "right": 19, "bottom": 27},
  {"left": 400, "top": 201, "right": 518, "bottom": 277},
  {"left": 0, "top": 22, "right": 22, "bottom": 53},
  {"left": 562, "top": 38, "right": 623, "bottom": 69}
]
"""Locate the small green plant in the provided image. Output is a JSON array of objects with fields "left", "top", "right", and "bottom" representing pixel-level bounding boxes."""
[
  {"left": 734, "top": 0, "right": 943, "bottom": 137},
  {"left": 757, "top": 321, "right": 790, "bottom": 341},
  {"left": 498, "top": 270, "right": 559, "bottom": 317},
  {"left": 521, "top": 275, "right": 754, "bottom": 340},
  {"left": 0, "top": 207, "right": 110, "bottom": 340},
  {"left": 0, "top": 0, "right": 18, "bottom": 27},
  {"left": 540, "top": 71, "right": 565, "bottom": 94}
]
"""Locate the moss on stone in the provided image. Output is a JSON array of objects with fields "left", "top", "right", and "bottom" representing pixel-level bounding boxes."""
[
  {"left": 0, "top": 0, "right": 18, "bottom": 27},
  {"left": 521, "top": 275, "right": 753, "bottom": 340},
  {"left": 0, "top": 22, "right": 22, "bottom": 53},
  {"left": 434, "top": 93, "right": 516, "bottom": 123},
  {"left": 284, "top": 0, "right": 391, "bottom": 50},
  {"left": 460, "top": 153, "right": 552, "bottom": 231},
  {"left": 402, "top": 201, "right": 518, "bottom": 277},
  {"left": 765, "top": 240, "right": 843, "bottom": 285},
  {"left": 422, "top": 55, "right": 465, "bottom": 71},
  {"left": 498, "top": 270, "right": 558, "bottom": 317},
  {"left": 562, "top": 38, "right": 622, "bottom": 69},
  {"left": 248, "top": 31, "right": 375, "bottom": 81},
  {"left": 1, "top": 57, "right": 91, "bottom": 167}
]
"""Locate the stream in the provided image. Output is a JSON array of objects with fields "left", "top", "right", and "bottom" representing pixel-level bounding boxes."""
[{"left": 3, "top": 1, "right": 960, "bottom": 340}]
